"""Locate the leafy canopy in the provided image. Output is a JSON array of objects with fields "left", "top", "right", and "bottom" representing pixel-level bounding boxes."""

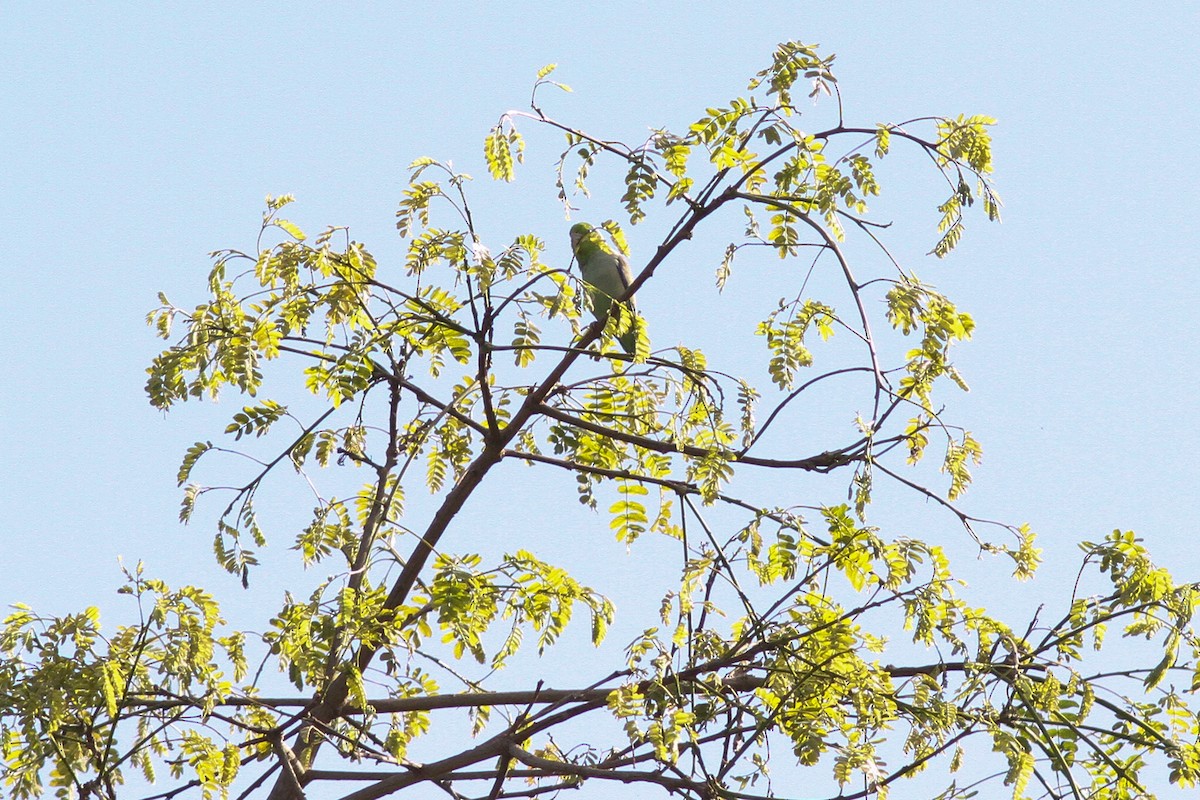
[{"left": 4, "top": 40, "right": 1200, "bottom": 800}]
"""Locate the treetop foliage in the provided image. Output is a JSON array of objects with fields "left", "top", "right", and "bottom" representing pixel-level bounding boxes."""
[{"left": 5, "top": 40, "right": 1200, "bottom": 800}]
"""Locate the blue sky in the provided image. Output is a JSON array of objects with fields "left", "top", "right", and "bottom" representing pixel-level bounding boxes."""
[{"left": 2, "top": 3, "right": 1198, "bottom": 796}]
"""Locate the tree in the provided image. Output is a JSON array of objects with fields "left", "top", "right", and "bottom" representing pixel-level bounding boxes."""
[{"left": 4, "top": 40, "right": 1199, "bottom": 800}]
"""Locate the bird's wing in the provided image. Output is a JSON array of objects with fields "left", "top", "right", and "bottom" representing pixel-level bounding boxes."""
[{"left": 614, "top": 253, "right": 637, "bottom": 311}]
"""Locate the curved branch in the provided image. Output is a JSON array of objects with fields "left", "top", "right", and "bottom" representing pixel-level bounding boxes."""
[{"left": 537, "top": 403, "right": 859, "bottom": 472}]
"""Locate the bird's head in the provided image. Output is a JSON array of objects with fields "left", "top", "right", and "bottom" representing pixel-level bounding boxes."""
[{"left": 569, "top": 222, "right": 594, "bottom": 251}]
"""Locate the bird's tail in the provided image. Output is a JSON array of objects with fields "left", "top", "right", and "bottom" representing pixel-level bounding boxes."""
[
  {"left": 616, "top": 307, "right": 641, "bottom": 356},
  {"left": 619, "top": 329, "right": 637, "bottom": 355}
]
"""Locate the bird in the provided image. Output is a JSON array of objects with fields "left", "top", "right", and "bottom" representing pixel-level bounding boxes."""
[{"left": 569, "top": 222, "right": 640, "bottom": 354}]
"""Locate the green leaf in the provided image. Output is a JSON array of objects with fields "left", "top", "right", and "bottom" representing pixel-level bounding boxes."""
[
  {"left": 484, "top": 120, "right": 524, "bottom": 182},
  {"left": 274, "top": 219, "right": 306, "bottom": 241},
  {"left": 177, "top": 441, "right": 212, "bottom": 486},
  {"left": 875, "top": 124, "right": 891, "bottom": 157}
]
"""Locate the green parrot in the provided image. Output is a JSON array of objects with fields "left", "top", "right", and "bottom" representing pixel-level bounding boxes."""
[{"left": 569, "top": 222, "right": 640, "bottom": 354}]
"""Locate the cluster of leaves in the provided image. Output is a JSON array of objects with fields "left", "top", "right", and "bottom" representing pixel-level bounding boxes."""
[
  {"left": 4, "top": 40, "right": 1199, "bottom": 800},
  {"left": 0, "top": 566, "right": 256, "bottom": 800}
]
